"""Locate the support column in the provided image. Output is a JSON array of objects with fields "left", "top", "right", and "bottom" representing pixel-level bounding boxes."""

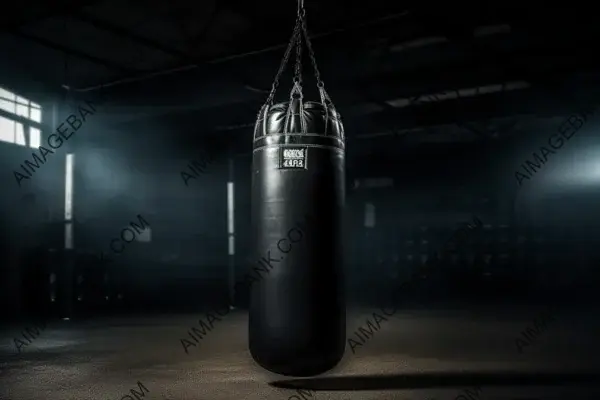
[
  {"left": 227, "top": 157, "right": 235, "bottom": 310},
  {"left": 61, "top": 153, "right": 75, "bottom": 319}
]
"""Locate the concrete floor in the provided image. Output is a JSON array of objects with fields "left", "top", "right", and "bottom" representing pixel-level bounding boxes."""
[{"left": 1, "top": 307, "right": 600, "bottom": 400}]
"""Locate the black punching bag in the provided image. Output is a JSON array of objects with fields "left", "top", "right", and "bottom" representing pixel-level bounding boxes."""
[{"left": 249, "top": 6, "right": 346, "bottom": 377}]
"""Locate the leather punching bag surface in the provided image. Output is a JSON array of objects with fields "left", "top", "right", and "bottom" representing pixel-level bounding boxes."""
[
  {"left": 249, "top": 3, "right": 346, "bottom": 376},
  {"left": 250, "top": 93, "right": 346, "bottom": 376}
]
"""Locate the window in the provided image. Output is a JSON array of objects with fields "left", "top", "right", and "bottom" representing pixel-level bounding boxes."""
[
  {"left": 0, "top": 116, "right": 15, "bottom": 143},
  {"left": 0, "top": 116, "right": 28, "bottom": 145},
  {"left": 30, "top": 127, "right": 41, "bottom": 148},
  {"left": 0, "top": 86, "right": 42, "bottom": 147},
  {"left": 16, "top": 96, "right": 29, "bottom": 118},
  {"left": 0, "top": 88, "right": 16, "bottom": 114},
  {"left": 15, "top": 123, "right": 26, "bottom": 145},
  {"left": 30, "top": 106, "right": 41, "bottom": 123}
]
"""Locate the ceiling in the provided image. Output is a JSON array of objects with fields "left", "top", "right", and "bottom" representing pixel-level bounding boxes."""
[{"left": 1, "top": 1, "right": 600, "bottom": 152}]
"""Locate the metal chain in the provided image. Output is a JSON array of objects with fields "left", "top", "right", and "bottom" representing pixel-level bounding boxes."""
[
  {"left": 264, "top": 0, "right": 327, "bottom": 107},
  {"left": 264, "top": 17, "right": 302, "bottom": 105},
  {"left": 294, "top": 17, "right": 303, "bottom": 85},
  {"left": 300, "top": 9, "right": 323, "bottom": 87}
]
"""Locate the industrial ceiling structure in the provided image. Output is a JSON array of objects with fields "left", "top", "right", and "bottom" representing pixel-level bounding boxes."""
[{"left": 1, "top": 1, "right": 599, "bottom": 156}]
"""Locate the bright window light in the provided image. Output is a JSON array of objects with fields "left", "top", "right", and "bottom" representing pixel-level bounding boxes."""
[
  {"left": 16, "top": 96, "right": 29, "bottom": 118},
  {"left": 0, "top": 88, "right": 16, "bottom": 114},
  {"left": 29, "top": 127, "right": 41, "bottom": 148},
  {"left": 0, "top": 87, "right": 42, "bottom": 146},
  {"left": 0, "top": 116, "right": 15, "bottom": 143},
  {"left": 227, "top": 182, "right": 235, "bottom": 234},
  {"left": 227, "top": 181, "right": 235, "bottom": 255},
  {"left": 15, "top": 122, "right": 25, "bottom": 146},
  {"left": 30, "top": 103, "right": 41, "bottom": 123},
  {"left": 65, "top": 153, "right": 74, "bottom": 221}
]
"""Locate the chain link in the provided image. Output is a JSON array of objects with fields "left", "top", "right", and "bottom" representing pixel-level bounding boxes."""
[
  {"left": 264, "top": 1, "right": 325, "bottom": 107},
  {"left": 294, "top": 20, "right": 303, "bottom": 85},
  {"left": 300, "top": 10, "right": 323, "bottom": 87},
  {"left": 265, "top": 17, "right": 302, "bottom": 105}
]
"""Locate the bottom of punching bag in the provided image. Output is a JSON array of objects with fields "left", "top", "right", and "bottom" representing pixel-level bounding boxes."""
[{"left": 250, "top": 344, "right": 345, "bottom": 377}]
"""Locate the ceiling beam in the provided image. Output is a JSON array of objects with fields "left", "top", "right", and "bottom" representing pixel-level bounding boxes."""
[
  {"left": 368, "top": 86, "right": 600, "bottom": 131},
  {"left": 189, "top": 79, "right": 600, "bottom": 136},
  {"left": 69, "top": 10, "right": 264, "bottom": 92},
  {"left": 0, "top": 0, "right": 102, "bottom": 34},
  {"left": 0, "top": 59, "right": 65, "bottom": 98},
  {"left": 69, "top": 11, "right": 193, "bottom": 61},
  {"left": 358, "top": 40, "right": 600, "bottom": 102},
  {"left": 97, "top": 59, "right": 600, "bottom": 129},
  {"left": 217, "top": 39, "right": 600, "bottom": 127},
  {"left": 10, "top": 31, "right": 138, "bottom": 74},
  {"left": 84, "top": 20, "right": 599, "bottom": 117},
  {"left": 67, "top": 9, "right": 413, "bottom": 92}
]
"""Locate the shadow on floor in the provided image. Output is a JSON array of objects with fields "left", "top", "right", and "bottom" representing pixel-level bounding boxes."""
[{"left": 270, "top": 371, "right": 600, "bottom": 391}]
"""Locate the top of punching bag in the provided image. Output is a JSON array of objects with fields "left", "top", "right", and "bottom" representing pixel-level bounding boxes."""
[{"left": 254, "top": 97, "right": 344, "bottom": 141}]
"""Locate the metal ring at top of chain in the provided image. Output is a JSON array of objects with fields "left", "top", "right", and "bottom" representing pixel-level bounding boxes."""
[
  {"left": 265, "top": 18, "right": 302, "bottom": 105},
  {"left": 300, "top": 14, "right": 323, "bottom": 87}
]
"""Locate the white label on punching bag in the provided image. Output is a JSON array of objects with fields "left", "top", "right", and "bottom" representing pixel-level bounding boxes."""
[{"left": 280, "top": 147, "right": 308, "bottom": 170}]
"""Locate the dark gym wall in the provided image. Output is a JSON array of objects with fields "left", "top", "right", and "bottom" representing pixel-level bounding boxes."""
[
  {"left": 0, "top": 96, "right": 64, "bottom": 321},
  {"left": 2, "top": 104, "right": 600, "bottom": 318},
  {"left": 0, "top": 84, "right": 239, "bottom": 317},
  {"left": 65, "top": 121, "right": 232, "bottom": 312},
  {"left": 3, "top": 89, "right": 600, "bottom": 318}
]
